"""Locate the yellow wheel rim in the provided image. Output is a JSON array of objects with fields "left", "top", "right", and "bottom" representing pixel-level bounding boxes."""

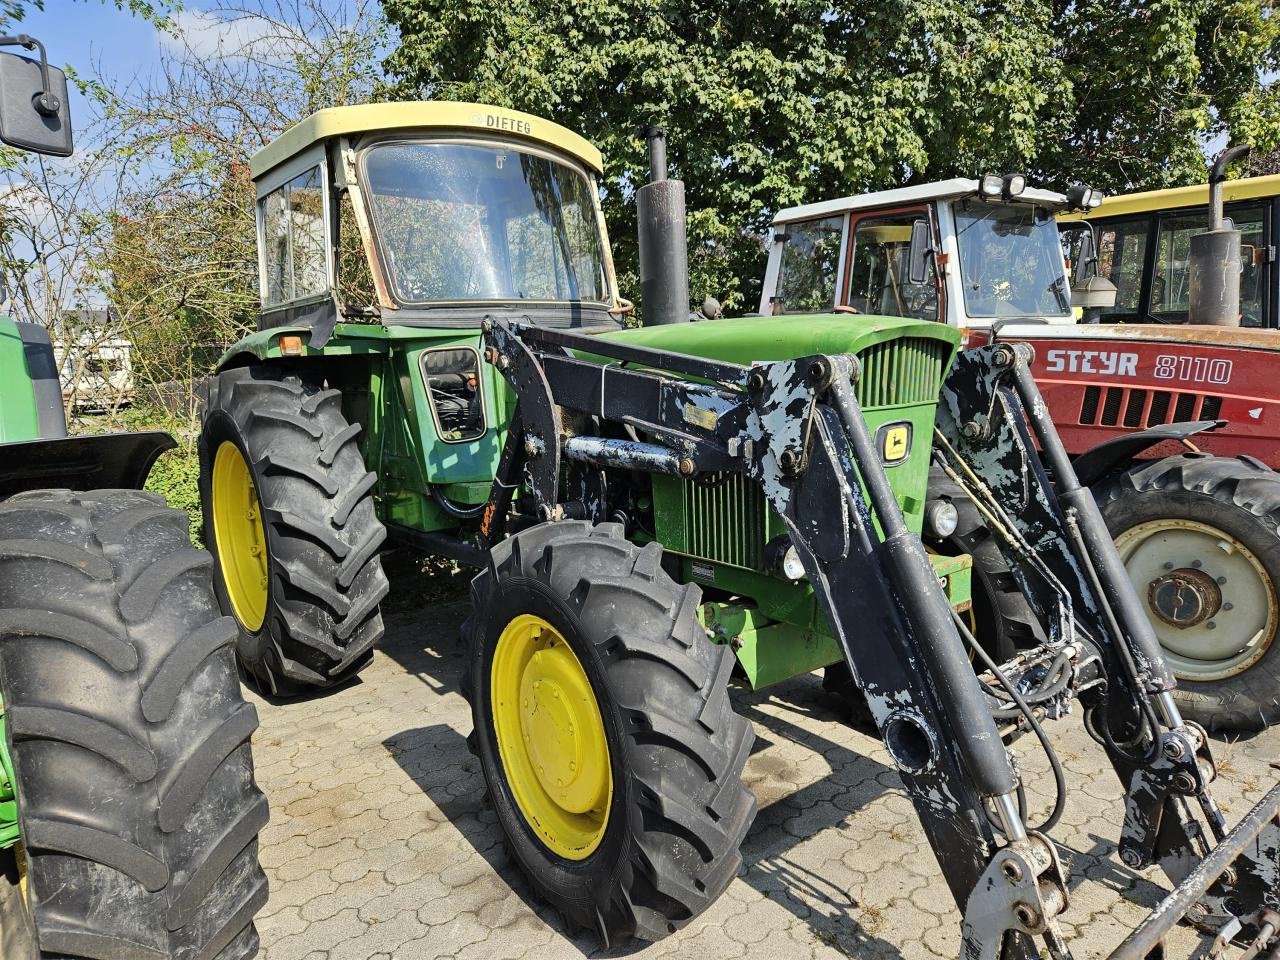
[
  {"left": 211, "top": 441, "right": 269, "bottom": 632},
  {"left": 16, "top": 842, "right": 28, "bottom": 906},
  {"left": 491, "top": 614, "right": 612, "bottom": 860}
]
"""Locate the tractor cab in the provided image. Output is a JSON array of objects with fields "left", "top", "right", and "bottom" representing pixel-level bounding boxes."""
[
  {"left": 248, "top": 102, "right": 623, "bottom": 339},
  {"left": 759, "top": 176, "right": 1099, "bottom": 327}
]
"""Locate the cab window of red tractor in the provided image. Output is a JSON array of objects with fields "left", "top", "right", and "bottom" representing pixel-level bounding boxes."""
[
  {"left": 773, "top": 215, "right": 843, "bottom": 313},
  {"left": 1094, "top": 218, "right": 1148, "bottom": 320},
  {"left": 846, "top": 212, "right": 938, "bottom": 320},
  {"left": 1152, "top": 206, "right": 1265, "bottom": 325}
]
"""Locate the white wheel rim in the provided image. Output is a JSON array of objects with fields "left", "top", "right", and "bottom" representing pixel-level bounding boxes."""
[{"left": 1114, "top": 519, "right": 1277, "bottom": 681}]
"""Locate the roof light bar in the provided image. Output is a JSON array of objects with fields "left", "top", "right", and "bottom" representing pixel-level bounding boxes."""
[{"left": 979, "top": 173, "right": 1004, "bottom": 198}]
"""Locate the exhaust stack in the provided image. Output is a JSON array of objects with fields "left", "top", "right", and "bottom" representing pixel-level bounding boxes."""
[
  {"left": 635, "top": 126, "right": 690, "bottom": 325},
  {"left": 1188, "top": 144, "right": 1250, "bottom": 326}
]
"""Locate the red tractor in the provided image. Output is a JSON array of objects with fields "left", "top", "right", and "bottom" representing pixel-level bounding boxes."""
[{"left": 760, "top": 155, "right": 1280, "bottom": 730}]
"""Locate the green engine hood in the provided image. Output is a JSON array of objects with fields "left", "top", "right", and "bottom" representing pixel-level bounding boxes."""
[{"left": 599, "top": 313, "right": 961, "bottom": 367}]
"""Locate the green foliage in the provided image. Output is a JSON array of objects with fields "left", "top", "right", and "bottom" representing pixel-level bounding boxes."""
[
  {"left": 145, "top": 444, "right": 203, "bottom": 545},
  {"left": 383, "top": 0, "right": 1280, "bottom": 314}
]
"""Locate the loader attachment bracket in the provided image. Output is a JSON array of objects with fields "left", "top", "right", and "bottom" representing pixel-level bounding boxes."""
[{"left": 962, "top": 833, "right": 1070, "bottom": 960}]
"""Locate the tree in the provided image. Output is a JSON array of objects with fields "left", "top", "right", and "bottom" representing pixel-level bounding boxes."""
[
  {"left": 382, "top": 0, "right": 1280, "bottom": 314},
  {"left": 96, "top": 0, "right": 387, "bottom": 417}
]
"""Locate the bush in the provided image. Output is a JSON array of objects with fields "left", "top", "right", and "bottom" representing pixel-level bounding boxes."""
[{"left": 145, "top": 442, "right": 203, "bottom": 545}]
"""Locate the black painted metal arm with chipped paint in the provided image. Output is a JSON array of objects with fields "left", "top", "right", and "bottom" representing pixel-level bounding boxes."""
[
  {"left": 937, "top": 342, "right": 1280, "bottom": 960},
  {"left": 478, "top": 316, "right": 1279, "bottom": 960}
]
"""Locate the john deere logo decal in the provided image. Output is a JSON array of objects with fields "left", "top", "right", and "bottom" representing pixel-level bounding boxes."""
[{"left": 878, "top": 421, "right": 912, "bottom": 465}]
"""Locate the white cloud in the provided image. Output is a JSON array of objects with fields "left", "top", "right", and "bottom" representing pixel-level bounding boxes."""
[{"left": 160, "top": 9, "right": 306, "bottom": 62}]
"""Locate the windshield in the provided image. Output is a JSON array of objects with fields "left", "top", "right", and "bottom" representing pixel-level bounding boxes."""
[
  {"left": 363, "top": 141, "right": 608, "bottom": 306},
  {"left": 954, "top": 201, "right": 1070, "bottom": 318}
]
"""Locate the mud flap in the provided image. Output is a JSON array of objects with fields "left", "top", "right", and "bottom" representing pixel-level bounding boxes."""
[{"left": 0, "top": 431, "right": 174, "bottom": 499}]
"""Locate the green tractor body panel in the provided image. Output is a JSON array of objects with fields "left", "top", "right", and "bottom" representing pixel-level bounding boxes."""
[
  {"left": 605, "top": 312, "right": 960, "bottom": 532},
  {"left": 0, "top": 317, "right": 45, "bottom": 444},
  {"left": 0, "top": 702, "right": 16, "bottom": 848},
  {"left": 215, "top": 311, "right": 964, "bottom": 689}
]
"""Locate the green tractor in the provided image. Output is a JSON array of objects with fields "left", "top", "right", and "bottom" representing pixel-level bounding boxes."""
[
  {"left": 0, "top": 35, "right": 267, "bottom": 959},
  {"left": 203, "top": 103, "right": 1280, "bottom": 957}
]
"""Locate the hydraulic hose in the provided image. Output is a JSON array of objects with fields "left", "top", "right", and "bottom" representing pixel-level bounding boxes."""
[{"left": 952, "top": 607, "right": 1068, "bottom": 835}]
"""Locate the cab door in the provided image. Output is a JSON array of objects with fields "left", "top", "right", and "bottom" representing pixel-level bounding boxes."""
[
  {"left": 841, "top": 205, "right": 942, "bottom": 322},
  {"left": 762, "top": 214, "right": 847, "bottom": 314}
]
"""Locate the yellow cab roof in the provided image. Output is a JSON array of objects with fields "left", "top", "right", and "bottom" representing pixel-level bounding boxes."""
[
  {"left": 249, "top": 101, "right": 604, "bottom": 181},
  {"left": 1060, "top": 173, "right": 1280, "bottom": 222}
]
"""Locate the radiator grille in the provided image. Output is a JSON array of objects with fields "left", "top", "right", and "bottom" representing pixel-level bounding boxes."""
[
  {"left": 855, "top": 337, "right": 952, "bottom": 407},
  {"left": 677, "top": 336, "right": 949, "bottom": 570},
  {"left": 683, "top": 472, "right": 767, "bottom": 569},
  {"left": 1079, "top": 385, "right": 1223, "bottom": 428}
]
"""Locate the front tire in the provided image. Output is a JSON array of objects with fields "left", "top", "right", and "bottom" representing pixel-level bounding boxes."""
[
  {"left": 200, "top": 366, "right": 389, "bottom": 696},
  {"left": 465, "top": 521, "right": 756, "bottom": 945},
  {"left": 1096, "top": 454, "right": 1280, "bottom": 731},
  {"left": 0, "top": 488, "right": 268, "bottom": 958}
]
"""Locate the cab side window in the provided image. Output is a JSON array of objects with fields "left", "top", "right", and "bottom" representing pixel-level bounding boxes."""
[
  {"left": 772, "top": 215, "right": 843, "bottom": 313},
  {"left": 1093, "top": 217, "right": 1149, "bottom": 322},
  {"left": 260, "top": 165, "right": 328, "bottom": 307},
  {"left": 845, "top": 212, "right": 938, "bottom": 321},
  {"left": 1151, "top": 205, "right": 1265, "bottom": 325}
]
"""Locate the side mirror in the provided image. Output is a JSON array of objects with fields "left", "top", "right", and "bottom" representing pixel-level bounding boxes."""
[
  {"left": 0, "top": 37, "right": 73, "bottom": 157},
  {"left": 1072, "top": 227, "right": 1097, "bottom": 286},
  {"left": 907, "top": 218, "right": 931, "bottom": 285}
]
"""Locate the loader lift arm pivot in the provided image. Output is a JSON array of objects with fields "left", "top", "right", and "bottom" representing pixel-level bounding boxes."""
[{"left": 479, "top": 316, "right": 1280, "bottom": 960}]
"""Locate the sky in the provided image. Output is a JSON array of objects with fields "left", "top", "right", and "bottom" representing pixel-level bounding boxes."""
[{"left": 16, "top": 2, "right": 171, "bottom": 126}]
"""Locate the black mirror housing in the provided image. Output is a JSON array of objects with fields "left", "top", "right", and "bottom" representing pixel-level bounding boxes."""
[
  {"left": 907, "top": 218, "right": 931, "bottom": 285},
  {"left": 0, "top": 49, "right": 72, "bottom": 157}
]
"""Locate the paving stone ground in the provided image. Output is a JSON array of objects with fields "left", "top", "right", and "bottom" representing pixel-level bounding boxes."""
[{"left": 246, "top": 568, "right": 1280, "bottom": 960}]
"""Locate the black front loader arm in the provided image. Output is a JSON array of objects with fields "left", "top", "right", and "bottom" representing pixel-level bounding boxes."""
[
  {"left": 480, "top": 317, "right": 1280, "bottom": 960},
  {"left": 937, "top": 344, "right": 1280, "bottom": 953}
]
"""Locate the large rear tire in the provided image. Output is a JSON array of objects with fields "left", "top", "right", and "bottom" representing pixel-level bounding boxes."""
[
  {"left": 0, "top": 488, "right": 268, "bottom": 958},
  {"left": 200, "top": 367, "right": 389, "bottom": 696},
  {"left": 1095, "top": 454, "right": 1280, "bottom": 731},
  {"left": 465, "top": 521, "right": 756, "bottom": 945}
]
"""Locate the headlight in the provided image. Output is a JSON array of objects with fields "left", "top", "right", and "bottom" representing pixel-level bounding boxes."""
[
  {"left": 765, "top": 535, "right": 806, "bottom": 581},
  {"left": 1003, "top": 173, "right": 1027, "bottom": 198},
  {"left": 925, "top": 498, "right": 959, "bottom": 539},
  {"left": 1066, "top": 183, "right": 1106, "bottom": 211},
  {"left": 979, "top": 173, "right": 1004, "bottom": 198}
]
